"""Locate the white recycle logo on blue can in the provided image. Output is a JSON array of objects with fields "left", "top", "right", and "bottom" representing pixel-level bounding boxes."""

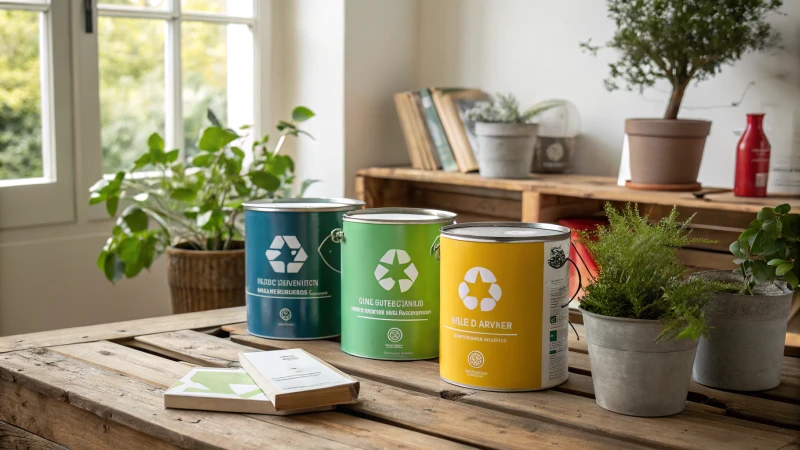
[{"left": 265, "top": 235, "right": 307, "bottom": 273}]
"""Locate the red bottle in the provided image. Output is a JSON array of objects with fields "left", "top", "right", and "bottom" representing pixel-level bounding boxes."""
[{"left": 734, "top": 113, "right": 771, "bottom": 197}]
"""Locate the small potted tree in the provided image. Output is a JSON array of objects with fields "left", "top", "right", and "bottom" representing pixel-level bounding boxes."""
[
  {"left": 465, "top": 94, "right": 561, "bottom": 179},
  {"left": 582, "top": 0, "right": 782, "bottom": 190},
  {"left": 89, "top": 107, "right": 317, "bottom": 313},
  {"left": 692, "top": 204, "right": 796, "bottom": 391},
  {"left": 578, "top": 203, "right": 727, "bottom": 416}
]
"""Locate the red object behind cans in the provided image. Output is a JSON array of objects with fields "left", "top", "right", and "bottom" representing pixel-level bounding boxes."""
[
  {"left": 734, "top": 113, "right": 771, "bottom": 197},
  {"left": 557, "top": 218, "right": 604, "bottom": 301}
]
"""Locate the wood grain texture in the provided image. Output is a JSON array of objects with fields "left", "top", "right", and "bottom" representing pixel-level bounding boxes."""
[
  {"left": 0, "top": 307, "right": 246, "bottom": 353},
  {"left": 0, "top": 421, "right": 67, "bottom": 450},
  {"left": 125, "top": 330, "right": 645, "bottom": 449},
  {"left": 231, "top": 334, "right": 800, "bottom": 450},
  {"left": 50, "top": 341, "right": 471, "bottom": 450}
]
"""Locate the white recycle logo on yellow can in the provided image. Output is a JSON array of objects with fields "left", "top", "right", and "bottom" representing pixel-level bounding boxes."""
[{"left": 459, "top": 267, "right": 502, "bottom": 311}]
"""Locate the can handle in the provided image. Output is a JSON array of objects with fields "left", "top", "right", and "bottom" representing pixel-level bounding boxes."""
[
  {"left": 430, "top": 235, "right": 441, "bottom": 261},
  {"left": 318, "top": 228, "right": 344, "bottom": 274}
]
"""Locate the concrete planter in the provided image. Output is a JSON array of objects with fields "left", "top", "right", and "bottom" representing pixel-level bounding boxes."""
[
  {"left": 579, "top": 306, "right": 697, "bottom": 417},
  {"left": 691, "top": 270, "right": 793, "bottom": 391},
  {"left": 475, "top": 122, "right": 537, "bottom": 179}
]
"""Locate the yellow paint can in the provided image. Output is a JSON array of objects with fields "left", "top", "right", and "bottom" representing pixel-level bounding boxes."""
[{"left": 438, "top": 222, "right": 573, "bottom": 391}]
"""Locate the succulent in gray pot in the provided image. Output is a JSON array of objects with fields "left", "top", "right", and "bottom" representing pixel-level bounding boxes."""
[
  {"left": 692, "top": 204, "right": 797, "bottom": 391},
  {"left": 465, "top": 94, "right": 561, "bottom": 179},
  {"left": 89, "top": 107, "right": 318, "bottom": 313},
  {"left": 578, "top": 203, "right": 728, "bottom": 416},
  {"left": 582, "top": 0, "right": 782, "bottom": 190}
]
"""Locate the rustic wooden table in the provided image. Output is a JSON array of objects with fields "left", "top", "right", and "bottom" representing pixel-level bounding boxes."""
[{"left": 0, "top": 307, "right": 798, "bottom": 449}]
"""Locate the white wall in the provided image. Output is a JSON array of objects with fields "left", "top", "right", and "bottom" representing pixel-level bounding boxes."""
[{"left": 417, "top": 0, "right": 800, "bottom": 187}]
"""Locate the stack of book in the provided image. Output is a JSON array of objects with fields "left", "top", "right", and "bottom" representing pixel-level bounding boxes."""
[
  {"left": 394, "top": 88, "right": 490, "bottom": 173},
  {"left": 163, "top": 348, "right": 360, "bottom": 415}
]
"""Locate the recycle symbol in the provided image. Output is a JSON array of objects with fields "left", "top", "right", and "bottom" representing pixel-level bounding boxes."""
[
  {"left": 265, "top": 235, "right": 307, "bottom": 273},
  {"left": 374, "top": 249, "right": 418, "bottom": 293},
  {"left": 459, "top": 267, "right": 502, "bottom": 311}
]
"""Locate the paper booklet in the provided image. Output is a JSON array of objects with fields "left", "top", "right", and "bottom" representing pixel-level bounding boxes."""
[
  {"left": 239, "top": 348, "right": 360, "bottom": 411},
  {"left": 163, "top": 367, "right": 331, "bottom": 415}
]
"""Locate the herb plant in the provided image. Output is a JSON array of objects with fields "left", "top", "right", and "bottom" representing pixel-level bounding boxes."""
[
  {"left": 730, "top": 204, "right": 800, "bottom": 294},
  {"left": 581, "top": 0, "right": 782, "bottom": 120},
  {"left": 90, "top": 107, "right": 318, "bottom": 283},
  {"left": 579, "top": 203, "right": 728, "bottom": 340},
  {"left": 464, "top": 94, "right": 561, "bottom": 124}
]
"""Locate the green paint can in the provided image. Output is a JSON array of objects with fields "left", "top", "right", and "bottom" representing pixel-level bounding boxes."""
[{"left": 339, "top": 208, "right": 457, "bottom": 360}]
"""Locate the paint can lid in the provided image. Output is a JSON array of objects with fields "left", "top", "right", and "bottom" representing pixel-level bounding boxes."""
[
  {"left": 243, "top": 198, "right": 364, "bottom": 212},
  {"left": 344, "top": 207, "right": 457, "bottom": 224},
  {"left": 441, "top": 222, "right": 570, "bottom": 242}
]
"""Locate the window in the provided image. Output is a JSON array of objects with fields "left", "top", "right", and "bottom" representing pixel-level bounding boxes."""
[{"left": 96, "top": 0, "right": 255, "bottom": 173}]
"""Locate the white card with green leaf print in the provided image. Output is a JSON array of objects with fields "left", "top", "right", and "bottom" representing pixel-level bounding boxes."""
[{"left": 164, "top": 367, "right": 332, "bottom": 415}]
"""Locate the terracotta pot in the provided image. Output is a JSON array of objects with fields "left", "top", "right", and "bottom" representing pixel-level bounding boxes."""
[
  {"left": 166, "top": 241, "right": 245, "bottom": 314},
  {"left": 625, "top": 119, "right": 711, "bottom": 185}
]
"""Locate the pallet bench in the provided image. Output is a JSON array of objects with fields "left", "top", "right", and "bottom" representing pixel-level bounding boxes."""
[{"left": 0, "top": 307, "right": 797, "bottom": 449}]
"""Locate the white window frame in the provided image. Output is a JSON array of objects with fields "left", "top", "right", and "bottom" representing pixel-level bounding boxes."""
[{"left": 0, "top": 0, "right": 75, "bottom": 229}]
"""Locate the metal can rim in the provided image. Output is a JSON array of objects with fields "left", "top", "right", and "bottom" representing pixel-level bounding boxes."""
[
  {"left": 243, "top": 197, "right": 365, "bottom": 212},
  {"left": 440, "top": 221, "right": 570, "bottom": 243},
  {"left": 343, "top": 207, "right": 457, "bottom": 224}
]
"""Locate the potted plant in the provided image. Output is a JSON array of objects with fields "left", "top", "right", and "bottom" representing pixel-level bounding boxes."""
[
  {"left": 465, "top": 94, "right": 560, "bottom": 179},
  {"left": 89, "top": 107, "right": 317, "bottom": 313},
  {"left": 582, "top": 0, "right": 782, "bottom": 190},
  {"left": 578, "top": 203, "right": 728, "bottom": 416},
  {"left": 692, "top": 204, "right": 796, "bottom": 391}
]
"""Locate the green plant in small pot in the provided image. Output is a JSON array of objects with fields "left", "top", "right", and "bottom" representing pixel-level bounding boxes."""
[
  {"left": 89, "top": 107, "right": 317, "bottom": 313},
  {"left": 582, "top": 0, "right": 782, "bottom": 190},
  {"left": 692, "top": 204, "right": 797, "bottom": 391},
  {"left": 577, "top": 203, "right": 728, "bottom": 417},
  {"left": 465, "top": 94, "right": 561, "bottom": 179}
]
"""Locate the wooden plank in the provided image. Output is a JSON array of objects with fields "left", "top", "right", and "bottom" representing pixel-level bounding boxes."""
[
  {"left": 521, "top": 191, "right": 542, "bottom": 222},
  {"left": 0, "top": 307, "right": 246, "bottom": 354},
  {"left": 0, "top": 380, "right": 178, "bottom": 450},
  {"left": 231, "top": 334, "right": 799, "bottom": 449},
  {"left": 50, "top": 341, "right": 471, "bottom": 450},
  {"left": 413, "top": 190, "right": 522, "bottom": 219},
  {"left": 124, "top": 331, "right": 641, "bottom": 449},
  {"left": 0, "top": 421, "right": 67, "bottom": 450},
  {"left": 0, "top": 348, "right": 361, "bottom": 450}
]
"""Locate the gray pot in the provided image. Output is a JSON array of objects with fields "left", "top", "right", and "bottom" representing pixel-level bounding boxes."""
[
  {"left": 475, "top": 122, "right": 537, "bottom": 179},
  {"left": 580, "top": 306, "right": 697, "bottom": 417},
  {"left": 691, "top": 270, "right": 793, "bottom": 391}
]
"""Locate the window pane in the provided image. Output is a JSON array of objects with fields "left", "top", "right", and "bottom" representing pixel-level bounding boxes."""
[
  {"left": 98, "top": 0, "right": 166, "bottom": 8},
  {"left": 182, "top": 22, "right": 252, "bottom": 156},
  {"left": 98, "top": 17, "right": 165, "bottom": 174},
  {"left": 181, "top": 0, "right": 252, "bottom": 17},
  {"left": 0, "top": 10, "right": 43, "bottom": 181}
]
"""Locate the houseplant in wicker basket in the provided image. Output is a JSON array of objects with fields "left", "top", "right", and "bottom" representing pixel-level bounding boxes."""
[{"left": 89, "top": 107, "right": 317, "bottom": 313}]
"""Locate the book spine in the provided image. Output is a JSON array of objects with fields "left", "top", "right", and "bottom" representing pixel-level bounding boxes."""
[
  {"left": 394, "top": 93, "right": 424, "bottom": 170},
  {"left": 418, "top": 89, "right": 458, "bottom": 172}
]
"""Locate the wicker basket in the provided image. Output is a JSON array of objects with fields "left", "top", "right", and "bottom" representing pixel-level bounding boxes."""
[{"left": 165, "top": 242, "right": 245, "bottom": 314}]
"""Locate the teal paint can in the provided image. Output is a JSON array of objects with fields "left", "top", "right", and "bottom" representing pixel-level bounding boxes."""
[
  {"left": 339, "top": 208, "right": 457, "bottom": 360},
  {"left": 244, "top": 198, "right": 364, "bottom": 340}
]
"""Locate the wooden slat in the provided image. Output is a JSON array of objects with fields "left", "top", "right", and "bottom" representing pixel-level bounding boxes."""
[
  {"left": 231, "top": 334, "right": 799, "bottom": 449},
  {"left": 127, "top": 330, "right": 640, "bottom": 449},
  {"left": 412, "top": 189, "right": 522, "bottom": 219},
  {"left": 49, "top": 341, "right": 469, "bottom": 450},
  {"left": 0, "top": 421, "right": 67, "bottom": 450},
  {"left": 0, "top": 348, "right": 366, "bottom": 450},
  {"left": 0, "top": 307, "right": 246, "bottom": 353}
]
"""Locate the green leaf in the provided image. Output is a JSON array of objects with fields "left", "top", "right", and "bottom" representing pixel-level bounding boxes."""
[
  {"left": 103, "top": 253, "right": 124, "bottom": 283},
  {"left": 780, "top": 215, "right": 798, "bottom": 239},
  {"left": 277, "top": 120, "right": 296, "bottom": 132},
  {"left": 207, "top": 109, "right": 223, "bottom": 128},
  {"left": 776, "top": 263, "right": 794, "bottom": 276},
  {"left": 230, "top": 146, "right": 245, "bottom": 159},
  {"left": 96, "top": 251, "right": 108, "bottom": 271},
  {"left": 750, "top": 231, "right": 765, "bottom": 255},
  {"left": 783, "top": 271, "right": 799, "bottom": 290},
  {"left": 295, "top": 129, "right": 315, "bottom": 140},
  {"left": 89, "top": 178, "right": 110, "bottom": 193},
  {"left": 767, "top": 258, "right": 788, "bottom": 266},
  {"left": 291, "top": 106, "right": 315, "bottom": 122},
  {"left": 165, "top": 149, "right": 179, "bottom": 163},
  {"left": 122, "top": 208, "right": 149, "bottom": 232},
  {"left": 147, "top": 133, "right": 165, "bottom": 152},
  {"left": 763, "top": 219, "right": 781, "bottom": 240},
  {"left": 758, "top": 207, "right": 776, "bottom": 221},
  {"left": 106, "top": 196, "right": 119, "bottom": 217},
  {"left": 751, "top": 260, "right": 775, "bottom": 283},
  {"left": 133, "top": 153, "right": 151, "bottom": 170},
  {"left": 198, "top": 127, "right": 239, "bottom": 152},
  {"left": 249, "top": 171, "right": 280, "bottom": 191},
  {"left": 192, "top": 153, "right": 215, "bottom": 167},
  {"left": 224, "top": 157, "right": 243, "bottom": 176},
  {"left": 117, "top": 238, "right": 142, "bottom": 264},
  {"left": 775, "top": 204, "right": 791, "bottom": 215},
  {"left": 169, "top": 188, "right": 197, "bottom": 202},
  {"left": 299, "top": 179, "right": 320, "bottom": 197},
  {"left": 233, "top": 180, "right": 250, "bottom": 196},
  {"left": 239, "top": 124, "right": 252, "bottom": 130},
  {"left": 729, "top": 240, "right": 743, "bottom": 258},
  {"left": 89, "top": 192, "right": 105, "bottom": 205}
]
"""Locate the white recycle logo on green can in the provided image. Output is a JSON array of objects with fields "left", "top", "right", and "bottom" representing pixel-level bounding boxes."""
[
  {"left": 265, "top": 235, "right": 307, "bottom": 273},
  {"left": 374, "top": 249, "right": 418, "bottom": 293}
]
